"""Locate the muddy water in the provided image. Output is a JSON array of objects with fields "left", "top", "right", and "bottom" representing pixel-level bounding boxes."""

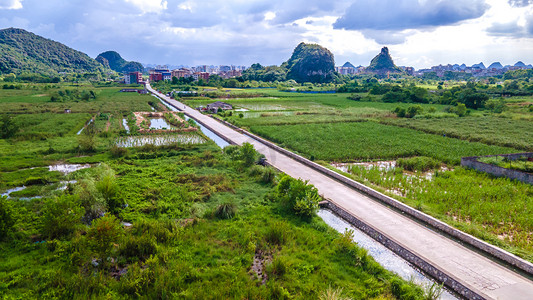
[
  {"left": 149, "top": 118, "right": 174, "bottom": 130},
  {"left": 49, "top": 164, "right": 91, "bottom": 175},
  {"left": 318, "top": 209, "right": 456, "bottom": 299}
]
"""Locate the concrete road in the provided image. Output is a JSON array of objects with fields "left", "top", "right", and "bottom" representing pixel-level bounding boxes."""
[{"left": 146, "top": 83, "right": 533, "bottom": 299}]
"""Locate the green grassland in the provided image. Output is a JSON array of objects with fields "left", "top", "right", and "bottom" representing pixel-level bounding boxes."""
[
  {"left": 250, "top": 122, "right": 519, "bottom": 164},
  {"left": 383, "top": 116, "right": 533, "bottom": 151},
  {"left": 0, "top": 83, "right": 426, "bottom": 299}
]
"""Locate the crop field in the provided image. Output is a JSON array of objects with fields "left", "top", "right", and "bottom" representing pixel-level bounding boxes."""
[
  {"left": 383, "top": 116, "right": 533, "bottom": 151},
  {"left": 250, "top": 121, "right": 519, "bottom": 164}
]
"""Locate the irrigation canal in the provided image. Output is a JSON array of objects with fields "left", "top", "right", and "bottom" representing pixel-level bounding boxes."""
[{"left": 146, "top": 83, "right": 533, "bottom": 299}]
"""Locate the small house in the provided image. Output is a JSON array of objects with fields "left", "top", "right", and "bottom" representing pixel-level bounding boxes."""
[{"left": 206, "top": 101, "right": 232, "bottom": 113}]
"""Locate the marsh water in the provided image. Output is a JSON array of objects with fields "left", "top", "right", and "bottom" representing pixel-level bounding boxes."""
[
  {"left": 318, "top": 209, "right": 456, "bottom": 299},
  {"left": 149, "top": 118, "right": 174, "bottom": 130}
]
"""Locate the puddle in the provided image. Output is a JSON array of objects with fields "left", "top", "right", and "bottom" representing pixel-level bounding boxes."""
[
  {"left": 318, "top": 209, "right": 455, "bottom": 299},
  {"left": 49, "top": 164, "right": 91, "bottom": 175},
  {"left": 1, "top": 186, "right": 27, "bottom": 197},
  {"left": 149, "top": 118, "right": 174, "bottom": 130},
  {"left": 115, "top": 135, "right": 205, "bottom": 148},
  {"left": 122, "top": 119, "right": 130, "bottom": 133},
  {"left": 1, "top": 180, "right": 77, "bottom": 200},
  {"left": 234, "top": 108, "right": 249, "bottom": 112}
]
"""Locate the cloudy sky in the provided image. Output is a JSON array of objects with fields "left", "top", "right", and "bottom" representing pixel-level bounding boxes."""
[{"left": 1, "top": 0, "right": 533, "bottom": 69}]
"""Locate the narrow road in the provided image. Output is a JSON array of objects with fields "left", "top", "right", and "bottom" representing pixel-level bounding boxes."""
[{"left": 145, "top": 83, "right": 533, "bottom": 299}]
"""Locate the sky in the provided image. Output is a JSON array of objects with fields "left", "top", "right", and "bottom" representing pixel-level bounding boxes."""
[{"left": 1, "top": 0, "right": 533, "bottom": 69}]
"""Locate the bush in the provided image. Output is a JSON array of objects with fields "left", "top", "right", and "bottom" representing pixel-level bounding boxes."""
[
  {"left": 110, "top": 145, "right": 128, "bottom": 158},
  {"left": 397, "top": 156, "right": 441, "bottom": 172},
  {"left": 0, "top": 196, "right": 15, "bottom": 240},
  {"left": 87, "top": 214, "right": 123, "bottom": 261},
  {"left": 265, "top": 222, "right": 289, "bottom": 246},
  {"left": 119, "top": 234, "right": 157, "bottom": 262},
  {"left": 276, "top": 175, "right": 320, "bottom": 218},
  {"left": 214, "top": 202, "right": 237, "bottom": 219},
  {"left": 41, "top": 195, "right": 85, "bottom": 240},
  {"left": 267, "top": 257, "right": 287, "bottom": 279}
]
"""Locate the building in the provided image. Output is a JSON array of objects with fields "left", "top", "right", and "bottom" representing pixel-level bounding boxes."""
[
  {"left": 206, "top": 101, "right": 232, "bottom": 113},
  {"left": 171, "top": 68, "right": 193, "bottom": 79},
  {"left": 192, "top": 72, "right": 210, "bottom": 82},
  {"left": 149, "top": 72, "right": 163, "bottom": 82},
  {"left": 124, "top": 71, "right": 142, "bottom": 84}
]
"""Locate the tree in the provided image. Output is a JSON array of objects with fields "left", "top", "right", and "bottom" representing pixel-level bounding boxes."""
[
  {"left": 0, "top": 114, "right": 18, "bottom": 138},
  {"left": 454, "top": 103, "right": 467, "bottom": 117}
]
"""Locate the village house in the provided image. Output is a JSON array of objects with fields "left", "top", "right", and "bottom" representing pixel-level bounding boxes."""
[{"left": 206, "top": 101, "right": 232, "bottom": 113}]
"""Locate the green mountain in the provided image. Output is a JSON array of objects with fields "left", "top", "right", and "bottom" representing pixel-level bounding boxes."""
[
  {"left": 0, "top": 27, "right": 107, "bottom": 75},
  {"left": 284, "top": 42, "right": 335, "bottom": 83},
  {"left": 366, "top": 47, "right": 402, "bottom": 74},
  {"left": 96, "top": 51, "right": 144, "bottom": 73}
]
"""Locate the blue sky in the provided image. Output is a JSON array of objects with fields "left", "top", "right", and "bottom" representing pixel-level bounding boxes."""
[{"left": 1, "top": 0, "right": 533, "bottom": 69}]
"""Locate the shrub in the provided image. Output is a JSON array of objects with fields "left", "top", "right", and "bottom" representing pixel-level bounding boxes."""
[
  {"left": 110, "top": 145, "right": 128, "bottom": 158},
  {"left": 0, "top": 114, "right": 19, "bottom": 138},
  {"left": 87, "top": 214, "right": 123, "bottom": 261},
  {"left": 261, "top": 167, "right": 276, "bottom": 184},
  {"left": 265, "top": 222, "right": 289, "bottom": 246},
  {"left": 397, "top": 156, "right": 441, "bottom": 172},
  {"left": 276, "top": 175, "right": 320, "bottom": 218},
  {"left": 41, "top": 195, "right": 85, "bottom": 240},
  {"left": 119, "top": 235, "right": 157, "bottom": 262},
  {"left": 267, "top": 257, "right": 287, "bottom": 279},
  {"left": 0, "top": 196, "right": 15, "bottom": 240},
  {"left": 214, "top": 202, "right": 237, "bottom": 219}
]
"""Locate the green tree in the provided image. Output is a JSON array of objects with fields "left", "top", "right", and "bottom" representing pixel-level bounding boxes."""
[
  {"left": 406, "top": 105, "right": 423, "bottom": 118},
  {"left": 455, "top": 103, "right": 467, "bottom": 117}
]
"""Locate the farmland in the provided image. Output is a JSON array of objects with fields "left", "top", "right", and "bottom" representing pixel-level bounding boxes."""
[{"left": 0, "top": 83, "right": 425, "bottom": 299}]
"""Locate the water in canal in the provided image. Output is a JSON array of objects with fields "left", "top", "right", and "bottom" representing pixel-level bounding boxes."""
[{"left": 318, "top": 209, "right": 456, "bottom": 299}]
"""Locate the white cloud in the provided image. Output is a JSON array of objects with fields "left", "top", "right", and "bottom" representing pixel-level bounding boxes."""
[
  {"left": 124, "top": 0, "right": 167, "bottom": 14},
  {"left": 0, "top": 0, "right": 22, "bottom": 10}
]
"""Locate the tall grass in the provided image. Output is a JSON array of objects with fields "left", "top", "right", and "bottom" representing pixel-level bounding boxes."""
[{"left": 251, "top": 122, "right": 519, "bottom": 165}]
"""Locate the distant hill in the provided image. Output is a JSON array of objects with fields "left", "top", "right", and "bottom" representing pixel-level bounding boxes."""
[
  {"left": 366, "top": 47, "right": 402, "bottom": 75},
  {"left": 472, "top": 62, "right": 486, "bottom": 69},
  {"left": 284, "top": 42, "right": 335, "bottom": 83},
  {"left": 342, "top": 62, "right": 355, "bottom": 68},
  {"left": 0, "top": 27, "right": 107, "bottom": 75},
  {"left": 96, "top": 51, "right": 144, "bottom": 73},
  {"left": 488, "top": 62, "right": 503, "bottom": 69}
]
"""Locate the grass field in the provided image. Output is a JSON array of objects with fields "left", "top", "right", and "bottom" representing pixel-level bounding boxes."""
[
  {"left": 0, "top": 144, "right": 424, "bottom": 299},
  {"left": 250, "top": 121, "right": 519, "bottom": 164},
  {"left": 383, "top": 116, "right": 533, "bottom": 151}
]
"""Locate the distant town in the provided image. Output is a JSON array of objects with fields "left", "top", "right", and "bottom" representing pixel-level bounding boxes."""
[{"left": 125, "top": 61, "right": 533, "bottom": 84}]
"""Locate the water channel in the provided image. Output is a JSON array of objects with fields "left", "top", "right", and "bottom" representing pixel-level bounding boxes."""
[{"left": 318, "top": 209, "right": 456, "bottom": 299}]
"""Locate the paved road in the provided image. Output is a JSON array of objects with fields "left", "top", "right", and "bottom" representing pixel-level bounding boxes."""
[{"left": 146, "top": 83, "right": 533, "bottom": 299}]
